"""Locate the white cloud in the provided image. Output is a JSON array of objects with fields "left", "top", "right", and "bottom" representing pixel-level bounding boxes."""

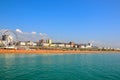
[
  {"left": 39, "top": 33, "right": 48, "bottom": 37},
  {"left": 16, "top": 29, "right": 23, "bottom": 33},
  {"left": 39, "top": 33, "right": 43, "bottom": 36},
  {"left": 15, "top": 29, "right": 50, "bottom": 41},
  {"left": 31, "top": 31, "right": 36, "bottom": 34}
]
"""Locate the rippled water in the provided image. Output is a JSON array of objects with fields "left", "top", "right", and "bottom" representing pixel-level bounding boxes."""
[{"left": 0, "top": 53, "right": 120, "bottom": 80}]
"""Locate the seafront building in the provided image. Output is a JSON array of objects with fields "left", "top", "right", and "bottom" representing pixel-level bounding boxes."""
[
  {"left": 36, "top": 39, "right": 93, "bottom": 49},
  {"left": 0, "top": 30, "right": 93, "bottom": 49},
  {"left": 0, "top": 37, "right": 94, "bottom": 49},
  {"left": 0, "top": 29, "right": 95, "bottom": 49},
  {"left": 0, "top": 29, "right": 117, "bottom": 51},
  {"left": 0, "top": 36, "right": 117, "bottom": 51},
  {"left": 18, "top": 41, "right": 37, "bottom": 46}
]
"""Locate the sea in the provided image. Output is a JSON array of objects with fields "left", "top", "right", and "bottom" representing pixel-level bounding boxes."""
[{"left": 0, "top": 53, "right": 120, "bottom": 80}]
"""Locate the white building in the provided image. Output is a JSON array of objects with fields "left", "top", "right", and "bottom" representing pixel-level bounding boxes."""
[
  {"left": 26, "top": 41, "right": 37, "bottom": 46},
  {"left": 65, "top": 44, "right": 71, "bottom": 48},
  {"left": 46, "top": 39, "right": 52, "bottom": 44},
  {"left": 80, "top": 43, "right": 92, "bottom": 49},
  {"left": 80, "top": 45, "right": 86, "bottom": 48},
  {"left": 86, "top": 43, "right": 92, "bottom": 48},
  {"left": 57, "top": 44, "right": 65, "bottom": 48},
  {"left": 19, "top": 41, "right": 26, "bottom": 46},
  {"left": 50, "top": 44, "right": 56, "bottom": 47},
  {"left": 0, "top": 40, "right": 4, "bottom": 47},
  {"left": 42, "top": 43, "right": 49, "bottom": 47},
  {"left": 32, "top": 42, "right": 37, "bottom": 46}
]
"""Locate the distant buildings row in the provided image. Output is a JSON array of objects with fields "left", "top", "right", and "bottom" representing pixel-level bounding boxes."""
[
  {"left": 16, "top": 39, "right": 93, "bottom": 49},
  {"left": 0, "top": 30, "right": 118, "bottom": 50},
  {"left": 1, "top": 38, "right": 119, "bottom": 50},
  {"left": 0, "top": 33, "right": 94, "bottom": 49}
]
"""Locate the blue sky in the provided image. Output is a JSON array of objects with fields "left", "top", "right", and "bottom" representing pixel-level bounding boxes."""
[{"left": 0, "top": 0, "right": 120, "bottom": 48}]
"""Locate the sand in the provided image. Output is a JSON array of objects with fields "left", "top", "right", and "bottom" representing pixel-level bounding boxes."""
[{"left": 0, "top": 49, "right": 120, "bottom": 54}]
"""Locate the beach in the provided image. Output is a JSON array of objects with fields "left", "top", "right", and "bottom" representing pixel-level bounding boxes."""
[{"left": 0, "top": 49, "right": 120, "bottom": 54}]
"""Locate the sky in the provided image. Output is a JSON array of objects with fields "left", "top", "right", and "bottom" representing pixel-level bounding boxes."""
[{"left": 0, "top": 0, "right": 120, "bottom": 48}]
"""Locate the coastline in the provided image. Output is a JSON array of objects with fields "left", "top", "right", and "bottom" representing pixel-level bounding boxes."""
[{"left": 0, "top": 49, "right": 120, "bottom": 54}]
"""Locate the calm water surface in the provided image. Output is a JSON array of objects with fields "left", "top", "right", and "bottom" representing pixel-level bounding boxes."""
[{"left": 0, "top": 53, "right": 120, "bottom": 80}]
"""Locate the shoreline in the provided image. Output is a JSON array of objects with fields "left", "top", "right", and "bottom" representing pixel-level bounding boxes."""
[{"left": 0, "top": 49, "right": 120, "bottom": 54}]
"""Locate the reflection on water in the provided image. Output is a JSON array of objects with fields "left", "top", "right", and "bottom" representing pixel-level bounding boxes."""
[
  {"left": 0, "top": 53, "right": 120, "bottom": 80},
  {"left": 1, "top": 54, "right": 16, "bottom": 69}
]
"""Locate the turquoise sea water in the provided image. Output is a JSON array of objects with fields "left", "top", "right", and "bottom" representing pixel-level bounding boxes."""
[{"left": 0, "top": 53, "right": 120, "bottom": 80}]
